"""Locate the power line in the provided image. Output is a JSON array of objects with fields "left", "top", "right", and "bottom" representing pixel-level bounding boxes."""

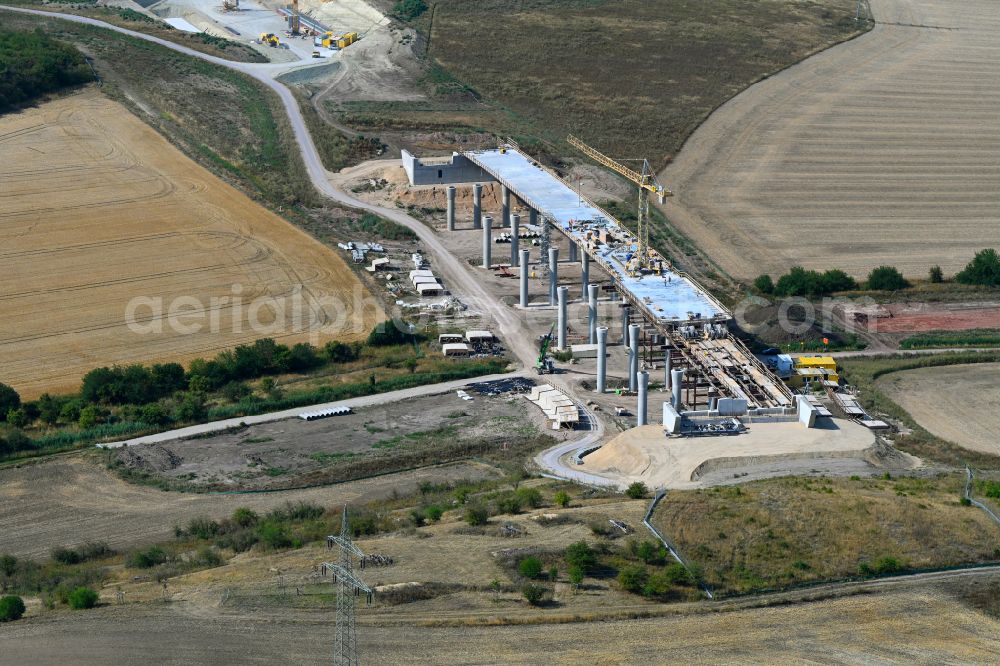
[{"left": 322, "top": 506, "right": 373, "bottom": 666}]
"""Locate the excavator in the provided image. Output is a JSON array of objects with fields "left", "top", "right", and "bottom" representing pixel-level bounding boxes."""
[
  {"left": 567, "top": 135, "right": 672, "bottom": 276},
  {"left": 535, "top": 324, "right": 555, "bottom": 375}
]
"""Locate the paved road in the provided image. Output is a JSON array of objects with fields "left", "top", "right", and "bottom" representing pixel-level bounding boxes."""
[{"left": 98, "top": 372, "right": 521, "bottom": 449}]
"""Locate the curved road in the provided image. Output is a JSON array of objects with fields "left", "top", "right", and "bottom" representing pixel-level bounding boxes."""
[{"left": 1, "top": 5, "right": 605, "bottom": 476}]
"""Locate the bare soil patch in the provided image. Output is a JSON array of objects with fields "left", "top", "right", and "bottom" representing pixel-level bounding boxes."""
[
  {"left": 877, "top": 363, "right": 1000, "bottom": 456},
  {"left": 0, "top": 93, "right": 380, "bottom": 398},
  {"left": 113, "top": 390, "right": 545, "bottom": 490},
  {"left": 0, "top": 453, "right": 498, "bottom": 559}
]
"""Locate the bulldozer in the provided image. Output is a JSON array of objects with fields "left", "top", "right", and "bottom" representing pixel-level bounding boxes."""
[{"left": 259, "top": 32, "right": 280, "bottom": 47}]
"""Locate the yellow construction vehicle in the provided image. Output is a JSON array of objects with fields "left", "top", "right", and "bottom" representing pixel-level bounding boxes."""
[
  {"left": 567, "top": 134, "right": 672, "bottom": 274},
  {"left": 259, "top": 32, "right": 280, "bottom": 47}
]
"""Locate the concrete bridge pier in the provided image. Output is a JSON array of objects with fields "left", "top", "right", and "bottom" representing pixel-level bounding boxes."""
[
  {"left": 510, "top": 214, "right": 520, "bottom": 266},
  {"left": 628, "top": 323, "right": 640, "bottom": 392},
  {"left": 482, "top": 216, "right": 492, "bottom": 268},
  {"left": 637, "top": 371, "right": 649, "bottom": 426},
  {"left": 446, "top": 185, "right": 455, "bottom": 231},
  {"left": 501, "top": 184, "right": 510, "bottom": 228},
  {"left": 548, "top": 247, "right": 559, "bottom": 305},
  {"left": 596, "top": 327, "right": 608, "bottom": 393},
  {"left": 587, "top": 283, "right": 598, "bottom": 344},
  {"left": 557, "top": 286, "right": 568, "bottom": 349},
  {"left": 519, "top": 249, "right": 530, "bottom": 307},
  {"left": 473, "top": 183, "right": 483, "bottom": 229}
]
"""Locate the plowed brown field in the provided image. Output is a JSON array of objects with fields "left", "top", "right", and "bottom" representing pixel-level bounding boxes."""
[{"left": 0, "top": 93, "right": 381, "bottom": 398}]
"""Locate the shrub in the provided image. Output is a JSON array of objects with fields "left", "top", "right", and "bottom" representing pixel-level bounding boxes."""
[
  {"left": 625, "top": 482, "right": 648, "bottom": 499},
  {"left": 515, "top": 487, "right": 544, "bottom": 509},
  {"left": 568, "top": 564, "right": 584, "bottom": 587},
  {"left": 0, "top": 595, "right": 26, "bottom": 621},
  {"left": 753, "top": 274, "right": 774, "bottom": 294},
  {"left": 194, "top": 546, "right": 223, "bottom": 567},
  {"left": 634, "top": 540, "right": 665, "bottom": 564},
  {"left": 866, "top": 265, "right": 909, "bottom": 291},
  {"left": 67, "top": 586, "right": 99, "bottom": 609},
  {"left": 257, "top": 522, "right": 293, "bottom": 550},
  {"left": 465, "top": 504, "right": 489, "bottom": 526},
  {"left": 50, "top": 543, "right": 113, "bottom": 565},
  {"left": 366, "top": 322, "right": 419, "bottom": 347},
  {"left": 324, "top": 341, "right": 360, "bottom": 363},
  {"left": 232, "top": 507, "right": 259, "bottom": 528},
  {"left": 127, "top": 546, "right": 168, "bottom": 569},
  {"left": 424, "top": 505, "right": 444, "bottom": 522},
  {"left": 618, "top": 564, "right": 649, "bottom": 593},
  {"left": 521, "top": 583, "right": 549, "bottom": 606},
  {"left": 0, "top": 383, "right": 20, "bottom": 421},
  {"left": 185, "top": 517, "right": 219, "bottom": 539},
  {"left": 518, "top": 556, "right": 544, "bottom": 579},
  {"left": 554, "top": 491, "right": 571, "bottom": 508},
  {"left": 270, "top": 501, "right": 324, "bottom": 522},
  {"left": 564, "top": 541, "right": 596, "bottom": 573},
  {"left": 929, "top": 265, "right": 944, "bottom": 283},
  {"left": 956, "top": 248, "right": 1000, "bottom": 286},
  {"left": 494, "top": 494, "right": 522, "bottom": 515},
  {"left": 392, "top": 0, "right": 427, "bottom": 21},
  {"left": 773, "top": 266, "right": 857, "bottom": 297}
]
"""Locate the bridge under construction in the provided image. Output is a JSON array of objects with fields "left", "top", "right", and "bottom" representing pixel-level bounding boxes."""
[{"left": 404, "top": 144, "right": 793, "bottom": 410}]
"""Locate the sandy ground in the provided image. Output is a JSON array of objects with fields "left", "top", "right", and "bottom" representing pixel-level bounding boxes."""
[
  {"left": 2, "top": 582, "right": 1000, "bottom": 664},
  {"left": 581, "top": 420, "right": 908, "bottom": 489},
  {"left": 660, "top": 0, "right": 1000, "bottom": 280},
  {"left": 0, "top": 93, "right": 381, "bottom": 398},
  {"left": 878, "top": 362, "right": 1000, "bottom": 455},
  {"left": 0, "top": 454, "right": 497, "bottom": 559}
]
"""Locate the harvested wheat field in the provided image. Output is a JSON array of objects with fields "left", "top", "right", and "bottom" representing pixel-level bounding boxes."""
[
  {"left": 0, "top": 92, "right": 381, "bottom": 398},
  {"left": 878, "top": 363, "right": 1000, "bottom": 455},
  {"left": 662, "top": 0, "right": 1000, "bottom": 280}
]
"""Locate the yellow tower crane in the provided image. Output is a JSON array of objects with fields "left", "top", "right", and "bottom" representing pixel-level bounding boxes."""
[{"left": 567, "top": 135, "right": 672, "bottom": 274}]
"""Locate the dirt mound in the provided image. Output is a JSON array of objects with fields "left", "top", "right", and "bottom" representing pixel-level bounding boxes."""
[{"left": 116, "top": 444, "right": 182, "bottom": 473}]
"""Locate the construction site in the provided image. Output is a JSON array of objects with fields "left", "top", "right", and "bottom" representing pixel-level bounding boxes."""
[{"left": 3, "top": 0, "right": 1000, "bottom": 662}]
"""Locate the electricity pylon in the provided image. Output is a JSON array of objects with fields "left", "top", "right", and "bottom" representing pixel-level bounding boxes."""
[{"left": 324, "top": 506, "right": 372, "bottom": 666}]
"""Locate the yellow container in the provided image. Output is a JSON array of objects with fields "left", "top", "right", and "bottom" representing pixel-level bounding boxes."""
[{"left": 795, "top": 355, "right": 837, "bottom": 371}]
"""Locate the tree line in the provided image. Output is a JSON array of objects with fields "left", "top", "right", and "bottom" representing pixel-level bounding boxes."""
[
  {"left": 755, "top": 248, "right": 1000, "bottom": 297},
  {"left": 0, "top": 324, "right": 429, "bottom": 458},
  {"left": 0, "top": 29, "right": 93, "bottom": 112}
]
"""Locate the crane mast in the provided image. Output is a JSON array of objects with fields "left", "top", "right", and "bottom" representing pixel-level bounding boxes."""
[{"left": 567, "top": 135, "right": 672, "bottom": 273}]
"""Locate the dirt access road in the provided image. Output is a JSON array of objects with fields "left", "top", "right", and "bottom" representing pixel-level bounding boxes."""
[
  {"left": 3, "top": 573, "right": 1000, "bottom": 664},
  {"left": 661, "top": 0, "right": 1000, "bottom": 280},
  {"left": 0, "top": 453, "right": 499, "bottom": 559},
  {"left": 0, "top": 6, "right": 540, "bottom": 374}
]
